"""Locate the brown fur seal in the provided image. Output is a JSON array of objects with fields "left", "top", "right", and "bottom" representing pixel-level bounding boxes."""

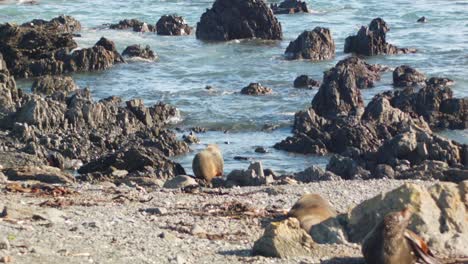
[
  {"left": 288, "top": 194, "right": 337, "bottom": 233},
  {"left": 192, "top": 144, "right": 224, "bottom": 183},
  {"left": 362, "top": 208, "right": 441, "bottom": 264}
]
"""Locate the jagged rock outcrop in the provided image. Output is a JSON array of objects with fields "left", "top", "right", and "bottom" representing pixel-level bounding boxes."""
[
  {"left": 0, "top": 52, "right": 18, "bottom": 119},
  {"left": 21, "top": 15, "right": 81, "bottom": 34},
  {"left": 285, "top": 27, "right": 335, "bottom": 61},
  {"left": 156, "top": 15, "right": 192, "bottom": 36},
  {"left": 344, "top": 18, "right": 416, "bottom": 56},
  {"left": 240, "top": 83, "right": 272, "bottom": 95},
  {"left": 270, "top": 0, "right": 309, "bottom": 14},
  {"left": 109, "top": 19, "right": 155, "bottom": 32},
  {"left": 196, "top": 0, "right": 282, "bottom": 41},
  {"left": 311, "top": 57, "right": 381, "bottom": 118},
  {"left": 31, "top": 75, "right": 78, "bottom": 96},
  {"left": 122, "top": 45, "right": 157, "bottom": 60},
  {"left": 393, "top": 65, "right": 426, "bottom": 87},
  {"left": 0, "top": 17, "right": 123, "bottom": 78}
]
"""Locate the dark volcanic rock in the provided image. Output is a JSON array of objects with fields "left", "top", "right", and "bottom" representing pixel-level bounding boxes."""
[
  {"left": 196, "top": 0, "right": 282, "bottom": 41},
  {"left": 270, "top": 0, "right": 309, "bottom": 14},
  {"left": 293, "top": 75, "right": 320, "bottom": 89},
  {"left": 0, "top": 18, "right": 123, "bottom": 78},
  {"left": 393, "top": 65, "right": 426, "bottom": 87},
  {"left": 417, "top": 16, "right": 427, "bottom": 23},
  {"left": 285, "top": 27, "right": 335, "bottom": 61},
  {"left": 311, "top": 57, "right": 381, "bottom": 118},
  {"left": 109, "top": 19, "right": 155, "bottom": 33},
  {"left": 31, "top": 75, "right": 77, "bottom": 96},
  {"left": 240, "top": 83, "right": 272, "bottom": 95},
  {"left": 77, "top": 146, "right": 185, "bottom": 180},
  {"left": 326, "top": 155, "right": 371, "bottom": 180},
  {"left": 0, "top": 52, "right": 19, "bottom": 119},
  {"left": 344, "top": 18, "right": 416, "bottom": 56},
  {"left": 21, "top": 15, "right": 82, "bottom": 34},
  {"left": 122, "top": 45, "right": 157, "bottom": 60},
  {"left": 156, "top": 15, "right": 192, "bottom": 36}
]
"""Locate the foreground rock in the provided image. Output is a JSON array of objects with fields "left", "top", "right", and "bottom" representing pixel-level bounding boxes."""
[
  {"left": 5, "top": 165, "right": 75, "bottom": 184},
  {"left": 109, "top": 19, "right": 155, "bottom": 32},
  {"left": 344, "top": 18, "right": 416, "bottom": 56},
  {"left": 347, "top": 182, "right": 468, "bottom": 256},
  {"left": 0, "top": 17, "right": 124, "bottom": 78},
  {"left": 240, "top": 83, "right": 272, "bottom": 95},
  {"left": 156, "top": 15, "right": 192, "bottom": 36},
  {"left": 196, "top": 0, "right": 282, "bottom": 41},
  {"left": 285, "top": 28, "right": 335, "bottom": 61},
  {"left": 270, "top": 0, "right": 309, "bottom": 14},
  {"left": 252, "top": 218, "right": 315, "bottom": 258},
  {"left": 122, "top": 45, "right": 157, "bottom": 60}
]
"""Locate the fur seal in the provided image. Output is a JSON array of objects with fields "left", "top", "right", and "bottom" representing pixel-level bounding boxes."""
[
  {"left": 288, "top": 194, "right": 337, "bottom": 233},
  {"left": 192, "top": 144, "right": 224, "bottom": 183},
  {"left": 362, "top": 208, "right": 441, "bottom": 264}
]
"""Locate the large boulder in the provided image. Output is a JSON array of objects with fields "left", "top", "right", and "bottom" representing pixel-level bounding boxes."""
[
  {"left": 311, "top": 57, "right": 381, "bottom": 118},
  {"left": 0, "top": 19, "right": 123, "bottom": 78},
  {"left": 347, "top": 182, "right": 468, "bottom": 256},
  {"left": 252, "top": 218, "right": 315, "bottom": 258},
  {"left": 293, "top": 75, "right": 320, "bottom": 89},
  {"left": 393, "top": 65, "right": 426, "bottom": 87},
  {"left": 196, "top": 0, "right": 282, "bottom": 41},
  {"left": 109, "top": 19, "right": 155, "bottom": 32},
  {"left": 5, "top": 165, "right": 75, "bottom": 184},
  {"left": 156, "top": 15, "right": 192, "bottom": 36},
  {"left": 344, "top": 18, "right": 416, "bottom": 56},
  {"left": 270, "top": 0, "right": 309, "bottom": 14},
  {"left": 122, "top": 45, "right": 157, "bottom": 60},
  {"left": 285, "top": 27, "right": 335, "bottom": 61}
]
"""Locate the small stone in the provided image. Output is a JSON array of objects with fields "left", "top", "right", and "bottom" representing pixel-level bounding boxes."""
[
  {"left": 254, "top": 147, "right": 267, "bottom": 153},
  {"left": 0, "top": 238, "right": 10, "bottom": 250},
  {"left": 140, "top": 208, "right": 167, "bottom": 215},
  {"left": 163, "top": 175, "right": 198, "bottom": 189},
  {"left": 0, "top": 256, "right": 12, "bottom": 263},
  {"left": 190, "top": 224, "right": 205, "bottom": 235},
  {"left": 82, "top": 222, "right": 99, "bottom": 229}
]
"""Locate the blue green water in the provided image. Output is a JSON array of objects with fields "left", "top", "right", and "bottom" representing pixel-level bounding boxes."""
[{"left": 1, "top": 0, "right": 467, "bottom": 174}]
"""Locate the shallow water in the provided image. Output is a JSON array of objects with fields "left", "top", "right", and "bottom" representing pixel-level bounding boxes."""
[{"left": 1, "top": 0, "right": 467, "bottom": 174}]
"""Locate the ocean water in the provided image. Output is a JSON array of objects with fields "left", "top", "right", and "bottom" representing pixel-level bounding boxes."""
[{"left": 1, "top": 0, "right": 467, "bottom": 174}]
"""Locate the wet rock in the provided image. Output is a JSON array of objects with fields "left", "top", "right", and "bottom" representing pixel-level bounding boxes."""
[
  {"left": 226, "top": 161, "right": 273, "bottom": 186},
  {"left": 31, "top": 75, "right": 77, "bottom": 96},
  {"left": 5, "top": 165, "right": 74, "bottom": 184},
  {"left": 240, "top": 83, "right": 272, "bottom": 95},
  {"left": 21, "top": 15, "right": 81, "bottom": 33},
  {"left": 393, "top": 65, "right": 426, "bottom": 87},
  {"left": 417, "top": 16, "right": 427, "bottom": 23},
  {"left": 254, "top": 147, "right": 267, "bottom": 153},
  {"left": 196, "top": 0, "right": 282, "bottom": 41},
  {"left": 78, "top": 147, "right": 186, "bottom": 180},
  {"left": 344, "top": 18, "right": 416, "bottom": 56},
  {"left": 109, "top": 19, "right": 155, "bottom": 32},
  {"left": 426, "top": 77, "right": 454, "bottom": 87},
  {"left": 274, "top": 133, "right": 328, "bottom": 155},
  {"left": 252, "top": 218, "right": 315, "bottom": 258},
  {"left": 122, "top": 45, "right": 157, "bottom": 60},
  {"left": 270, "top": 0, "right": 309, "bottom": 14},
  {"left": 163, "top": 175, "right": 198, "bottom": 189},
  {"left": 312, "top": 57, "right": 381, "bottom": 118},
  {"left": 293, "top": 75, "right": 320, "bottom": 89},
  {"left": 156, "top": 15, "right": 192, "bottom": 36},
  {"left": 293, "top": 166, "right": 341, "bottom": 182},
  {"left": 347, "top": 182, "right": 468, "bottom": 256},
  {"left": 182, "top": 132, "right": 199, "bottom": 144},
  {"left": 285, "top": 28, "right": 335, "bottom": 61}
]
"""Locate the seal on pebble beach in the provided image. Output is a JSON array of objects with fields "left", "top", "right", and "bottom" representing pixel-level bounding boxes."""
[
  {"left": 362, "top": 208, "right": 441, "bottom": 264},
  {"left": 192, "top": 144, "right": 224, "bottom": 183},
  {"left": 288, "top": 193, "right": 337, "bottom": 233}
]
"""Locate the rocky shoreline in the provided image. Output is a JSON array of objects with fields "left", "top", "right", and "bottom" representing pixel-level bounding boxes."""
[{"left": 0, "top": 0, "right": 467, "bottom": 263}]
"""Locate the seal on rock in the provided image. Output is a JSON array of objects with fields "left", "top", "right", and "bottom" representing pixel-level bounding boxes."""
[
  {"left": 362, "top": 208, "right": 441, "bottom": 264},
  {"left": 288, "top": 194, "right": 337, "bottom": 233},
  {"left": 192, "top": 144, "right": 224, "bottom": 183}
]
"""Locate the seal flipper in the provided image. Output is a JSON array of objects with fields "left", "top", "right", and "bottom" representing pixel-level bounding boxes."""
[{"left": 404, "top": 229, "right": 441, "bottom": 264}]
